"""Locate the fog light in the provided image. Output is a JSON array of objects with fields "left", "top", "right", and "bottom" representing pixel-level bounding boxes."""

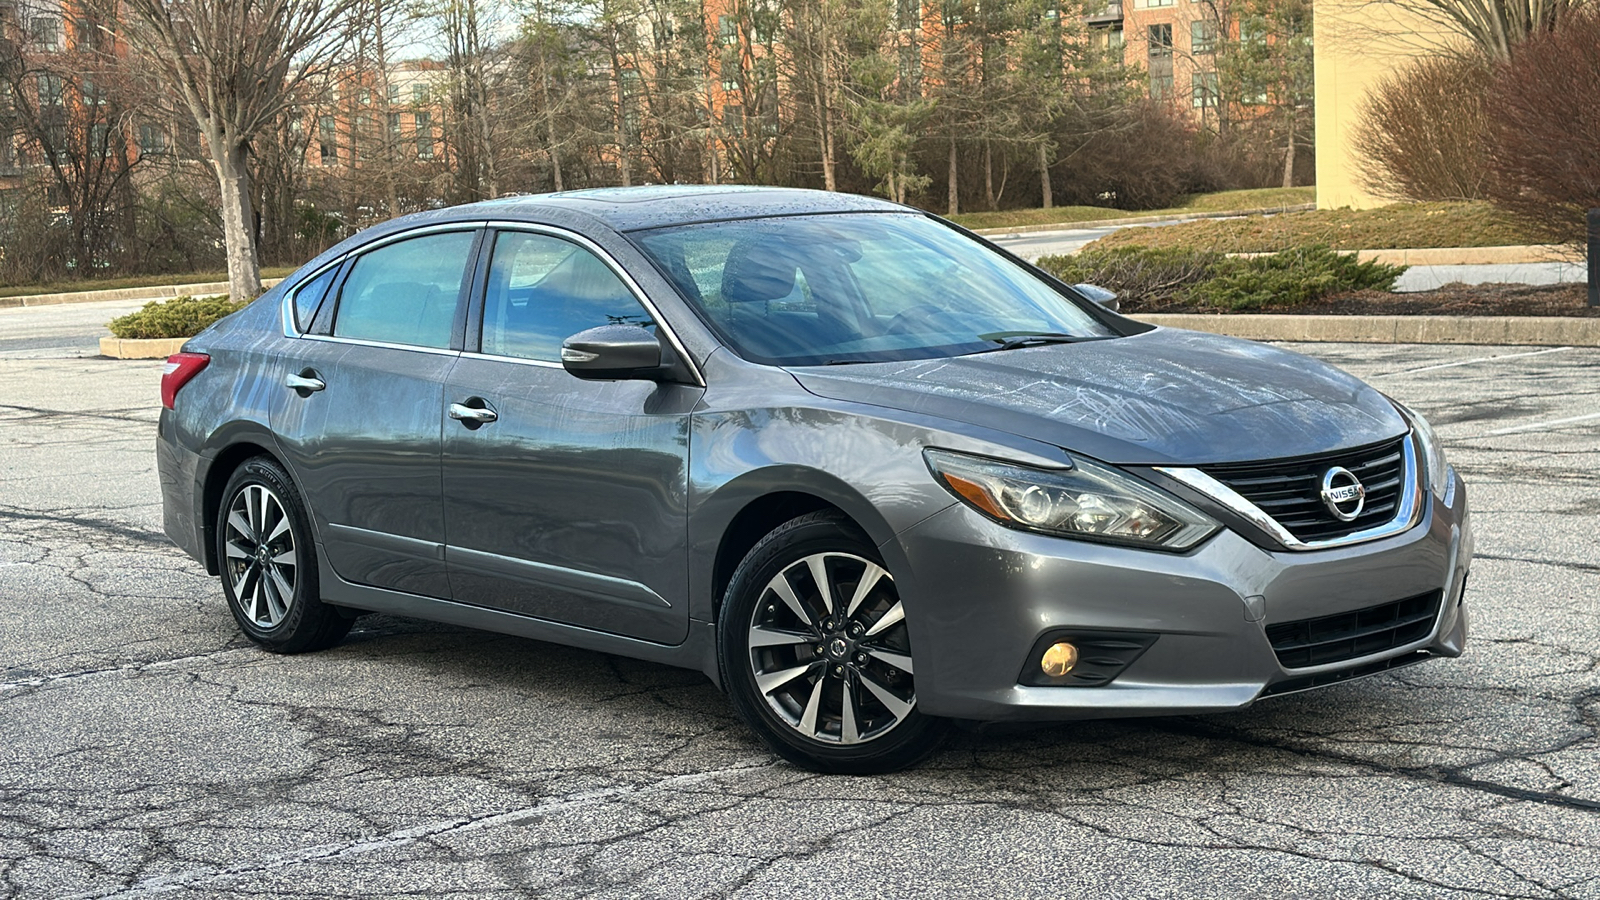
[{"left": 1040, "top": 641, "right": 1079, "bottom": 677}]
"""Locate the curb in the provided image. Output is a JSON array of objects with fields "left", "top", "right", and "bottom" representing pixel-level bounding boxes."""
[
  {"left": 1139, "top": 313, "right": 1600, "bottom": 346},
  {"left": 971, "top": 204, "right": 1317, "bottom": 237},
  {"left": 99, "top": 336, "right": 190, "bottom": 359},
  {"left": 0, "top": 278, "right": 283, "bottom": 309}
]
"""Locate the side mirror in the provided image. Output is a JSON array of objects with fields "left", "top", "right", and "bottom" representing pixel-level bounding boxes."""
[
  {"left": 1074, "top": 283, "right": 1120, "bottom": 313},
  {"left": 560, "top": 324, "right": 665, "bottom": 380}
]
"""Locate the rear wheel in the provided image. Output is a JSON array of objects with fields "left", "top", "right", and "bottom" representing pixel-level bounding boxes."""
[
  {"left": 217, "top": 456, "right": 351, "bottom": 653},
  {"left": 719, "top": 512, "right": 948, "bottom": 774}
]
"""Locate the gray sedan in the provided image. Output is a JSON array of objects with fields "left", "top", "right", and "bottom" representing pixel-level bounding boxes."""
[{"left": 156, "top": 186, "right": 1471, "bottom": 773}]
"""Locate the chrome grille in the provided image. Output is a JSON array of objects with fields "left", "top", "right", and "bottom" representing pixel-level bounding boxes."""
[{"left": 1199, "top": 436, "right": 1409, "bottom": 543}]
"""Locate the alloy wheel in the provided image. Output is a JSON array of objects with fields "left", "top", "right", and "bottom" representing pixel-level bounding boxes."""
[
  {"left": 223, "top": 483, "right": 298, "bottom": 628},
  {"left": 747, "top": 552, "right": 916, "bottom": 745}
]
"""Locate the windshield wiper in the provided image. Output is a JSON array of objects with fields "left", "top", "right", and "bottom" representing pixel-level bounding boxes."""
[{"left": 978, "top": 331, "right": 1109, "bottom": 351}]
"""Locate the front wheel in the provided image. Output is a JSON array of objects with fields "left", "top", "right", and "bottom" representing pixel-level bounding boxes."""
[
  {"left": 217, "top": 456, "right": 351, "bottom": 654},
  {"left": 719, "top": 512, "right": 949, "bottom": 774}
]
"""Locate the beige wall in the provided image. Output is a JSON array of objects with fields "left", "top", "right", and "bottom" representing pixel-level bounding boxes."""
[{"left": 1313, "top": 0, "right": 1456, "bottom": 209}]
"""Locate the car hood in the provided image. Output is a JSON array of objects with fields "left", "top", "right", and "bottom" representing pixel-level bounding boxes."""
[{"left": 787, "top": 327, "right": 1407, "bottom": 465}]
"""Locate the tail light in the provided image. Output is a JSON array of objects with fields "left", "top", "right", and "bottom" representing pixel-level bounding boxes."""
[{"left": 161, "top": 353, "right": 210, "bottom": 410}]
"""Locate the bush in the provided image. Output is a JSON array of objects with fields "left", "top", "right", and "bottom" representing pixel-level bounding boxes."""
[
  {"left": 107, "top": 295, "right": 248, "bottom": 339},
  {"left": 1483, "top": 9, "right": 1600, "bottom": 245},
  {"left": 1037, "top": 245, "right": 1406, "bottom": 311},
  {"left": 1352, "top": 55, "right": 1495, "bottom": 202}
]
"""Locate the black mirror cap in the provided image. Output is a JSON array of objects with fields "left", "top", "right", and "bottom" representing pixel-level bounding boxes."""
[
  {"left": 1073, "top": 283, "right": 1120, "bottom": 313},
  {"left": 561, "top": 324, "right": 669, "bottom": 381}
]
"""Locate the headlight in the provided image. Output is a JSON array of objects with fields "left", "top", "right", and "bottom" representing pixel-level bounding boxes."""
[
  {"left": 1395, "top": 402, "right": 1452, "bottom": 499},
  {"left": 924, "top": 449, "right": 1219, "bottom": 551}
]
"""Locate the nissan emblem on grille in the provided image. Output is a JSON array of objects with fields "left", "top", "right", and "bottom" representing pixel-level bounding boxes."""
[{"left": 1320, "top": 467, "right": 1367, "bottom": 521}]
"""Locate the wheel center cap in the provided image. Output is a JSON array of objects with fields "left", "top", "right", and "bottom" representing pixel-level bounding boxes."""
[{"left": 828, "top": 637, "right": 849, "bottom": 660}]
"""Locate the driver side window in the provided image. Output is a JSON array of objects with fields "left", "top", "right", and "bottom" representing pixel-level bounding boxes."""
[{"left": 480, "top": 231, "right": 652, "bottom": 362}]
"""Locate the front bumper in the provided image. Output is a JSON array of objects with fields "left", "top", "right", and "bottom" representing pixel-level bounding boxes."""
[{"left": 891, "top": 470, "right": 1471, "bottom": 721}]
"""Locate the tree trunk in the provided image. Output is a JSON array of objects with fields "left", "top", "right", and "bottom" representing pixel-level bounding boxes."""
[
  {"left": 1281, "top": 120, "right": 1296, "bottom": 189},
  {"left": 984, "top": 141, "right": 996, "bottom": 211},
  {"left": 373, "top": 2, "right": 401, "bottom": 217},
  {"left": 1038, "top": 143, "right": 1052, "bottom": 209},
  {"left": 947, "top": 136, "right": 958, "bottom": 216},
  {"left": 213, "top": 137, "right": 262, "bottom": 301},
  {"left": 609, "top": 24, "right": 632, "bottom": 187}
]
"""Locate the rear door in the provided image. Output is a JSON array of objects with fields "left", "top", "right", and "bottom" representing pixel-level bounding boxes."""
[
  {"left": 271, "top": 226, "right": 482, "bottom": 598},
  {"left": 439, "top": 226, "right": 701, "bottom": 644}
]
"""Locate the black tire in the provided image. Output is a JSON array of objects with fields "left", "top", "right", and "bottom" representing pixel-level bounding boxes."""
[
  {"left": 718, "top": 511, "right": 949, "bottom": 774},
  {"left": 216, "top": 456, "right": 351, "bottom": 654}
]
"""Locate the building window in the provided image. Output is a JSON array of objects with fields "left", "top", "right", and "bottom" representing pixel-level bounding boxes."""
[
  {"left": 37, "top": 74, "right": 63, "bottom": 106},
  {"left": 723, "top": 104, "right": 744, "bottom": 134},
  {"left": 387, "top": 112, "right": 402, "bottom": 142},
  {"left": 0, "top": 78, "right": 12, "bottom": 115},
  {"left": 358, "top": 88, "right": 372, "bottom": 104},
  {"left": 1191, "top": 18, "right": 1216, "bottom": 54},
  {"left": 90, "top": 122, "right": 111, "bottom": 157},
  {"left": 896, "top": 0, "right": 920, "bottom": 29},
  {"left": 387, "top": 84, "right": 400, "bottom": 104},
  {"left": 415, "top": 110, "right": 433, "bottom": 159},
  {"left": 942, "top": 0, "right": 967, "bottom": 25},
  {"left": 752, "top": 0, "right": 777, "bottom": 42},
  {"left": 1192, "top": 71, "right": 1219, "bottom": 108},
  {"left": 411, "top": 83, "right": 428, "bottom": 104},
  {"left": 29, "top": 15, "right": 61, "bottom": 50},
  {"left": 319, "top": 115, "right": 337, "bottom": 165},
  {"left": 138, "top": 124, "right": 168, "bottom": 156},
  {"left": 1147, "top": 24, "right": 1172, "bottom": 59},
  {"left": 718, "top": 15, "right": 737, "bottom": 46},
  {"left": 81, "top": 77, "right": 107, "bottom": 106},
  {"left": 1135, "top": 0, "right": 1173, "bottom": 8},
  {"left": 1150, "top": 74, "right": 1173, "bottom": 100}
]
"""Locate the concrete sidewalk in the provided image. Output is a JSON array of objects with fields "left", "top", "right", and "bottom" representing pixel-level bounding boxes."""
[{"left": 0, "top": 277, "right": 283, "bottom": 310}]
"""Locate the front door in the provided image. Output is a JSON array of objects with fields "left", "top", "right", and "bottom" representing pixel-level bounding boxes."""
[{"left": 440, "top": 228, "right": 699, "bottom": 644}]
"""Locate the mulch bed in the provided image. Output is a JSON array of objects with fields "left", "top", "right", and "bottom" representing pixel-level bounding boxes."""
[{"left": 1125, "top": 283, "right": 1600, "bottom": 317}]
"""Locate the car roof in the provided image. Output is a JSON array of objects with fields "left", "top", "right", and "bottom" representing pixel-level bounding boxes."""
[{"left": 450, "top": 185, "right": 910, "bottom": 232}]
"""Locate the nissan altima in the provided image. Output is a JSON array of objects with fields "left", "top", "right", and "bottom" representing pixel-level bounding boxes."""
[{"left": 156, "top": 186, "right": 1471, "bottom": 773}]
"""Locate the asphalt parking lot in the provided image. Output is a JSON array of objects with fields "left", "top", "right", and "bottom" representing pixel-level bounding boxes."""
[{"left": 2, "top": 300, "right": 1599, "bottom": 898}]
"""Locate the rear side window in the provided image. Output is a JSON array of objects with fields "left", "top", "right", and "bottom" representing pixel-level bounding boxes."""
[
  {"left": 290, "top": 265, "right": 338, "bottom": 330},
  {"left": 480, "top": 231, "right": 652, "bottom": 362},
  {"left": 333, "top": 231, "right": 476, "bottom": 349}
]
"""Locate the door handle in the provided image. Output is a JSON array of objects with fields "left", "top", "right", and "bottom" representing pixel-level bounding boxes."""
[
  {"left": 448, "top": 401, "right": 498, "bottom": 424},
  {"left": 285, "top": 372, "right": 325, "bottom": 393}
]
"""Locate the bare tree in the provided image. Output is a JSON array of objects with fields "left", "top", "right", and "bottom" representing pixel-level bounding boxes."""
[
  {"left": 114, "top": 0, "right": 367, "bottom": 300},
  {"left": 1359, "top": 0, "right": 1593, "bottom": 60}
]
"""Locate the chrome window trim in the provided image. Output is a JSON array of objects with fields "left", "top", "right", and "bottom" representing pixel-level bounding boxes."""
[
  {"left": 1155, "top": 434, "right": 1423, "bottom": 552},
  {"left": 282, "top": 221, "right": 488, "bottom": 340},
  {"left": 300, "top": 333, "right": 461, "bottom": 358},
  {"left": 280, "top": 258, "right": 345, "bottom": 338},
  {"left": 459, "top": 351, "right": 565, "bottom": 370},
  {"left": 483, "top": 220, "right": 706, "bottom": 388}
]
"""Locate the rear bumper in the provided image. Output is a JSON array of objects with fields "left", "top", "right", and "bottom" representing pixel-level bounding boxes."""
[
  {"left": 891, "top": 470, "right": 1471, "bottom": 721},
  {"left": 157, "top": 409, "right": 209, "bottom": 570}
]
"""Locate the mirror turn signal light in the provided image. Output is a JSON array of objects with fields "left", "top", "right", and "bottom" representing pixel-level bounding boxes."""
[{"left": 1040, "top": 641, "right": 1079, "bottom": 677}]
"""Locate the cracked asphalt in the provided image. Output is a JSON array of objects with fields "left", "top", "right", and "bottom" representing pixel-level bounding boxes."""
[{"left": 2, "top": 312, "right": 1599, "bottom": 897}]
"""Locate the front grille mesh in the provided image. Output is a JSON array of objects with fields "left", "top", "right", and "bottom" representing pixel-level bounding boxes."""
[
  {"left": 1266, "top": 590, "right": 1442, "bottom": 669},
  {"left": 1201, "top": 437, "right": 1409, "bottom": 543}
]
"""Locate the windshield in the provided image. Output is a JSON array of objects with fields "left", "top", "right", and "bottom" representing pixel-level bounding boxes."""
[{"left": 631, "top": 212, "right": 1117, "bottom": 366}]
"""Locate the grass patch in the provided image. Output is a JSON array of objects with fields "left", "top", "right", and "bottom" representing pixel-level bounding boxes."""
[
  {"left": 0, "top": 267, "right": 296, "bottom": 300},
  {"left": 106, "top": 295, "right": 249, "bottom": 339},
  {"left": 1038, "top": 245, "right": 1406, "bottom": 311},
  {"left": 947, "top": 187, "right": 1315, "bottom": 231},
  {"left": 1087, "top": 201, "right": 1542, "bottom": 253}
]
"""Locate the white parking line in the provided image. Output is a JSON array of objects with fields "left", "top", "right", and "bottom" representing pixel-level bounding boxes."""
[
  {"left": 1487, "top": 410, "right": 1600, "bottom": 436},
  {"left": 1373, "top": 346, "right": 1573, "bottom": 378}
]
